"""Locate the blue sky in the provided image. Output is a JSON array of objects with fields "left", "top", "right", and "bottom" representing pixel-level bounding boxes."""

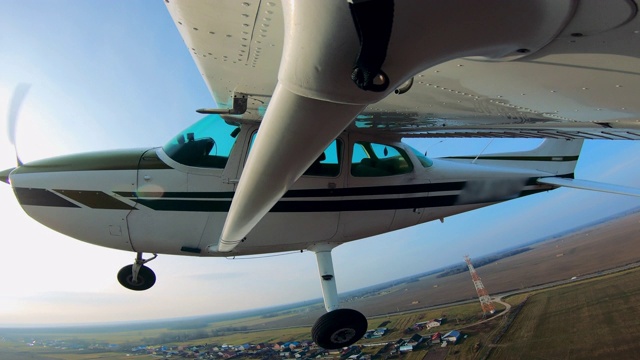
[{"left": 1, "top": 2, "right": 640, "bottom": 326}]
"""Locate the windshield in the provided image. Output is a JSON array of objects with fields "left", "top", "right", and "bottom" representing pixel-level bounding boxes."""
[{"left": 163, "top": 115, "right": 240, "bottom": 168}]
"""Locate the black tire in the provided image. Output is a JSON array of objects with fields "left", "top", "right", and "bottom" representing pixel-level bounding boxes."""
[
  {"left": 117, "top": 264, "right": 156, "bottom": 291},
  {"left": 311, "top": 308, "right": 368, "bottom": 349}
]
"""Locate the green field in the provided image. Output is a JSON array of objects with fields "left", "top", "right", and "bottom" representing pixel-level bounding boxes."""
[{"left": 490, "top": 268, "right": 640, "bottom": 359}]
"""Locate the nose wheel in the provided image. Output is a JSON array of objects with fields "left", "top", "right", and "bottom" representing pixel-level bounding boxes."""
[{"left": 117, "top": 253, "right": 157, "bottom": 291}]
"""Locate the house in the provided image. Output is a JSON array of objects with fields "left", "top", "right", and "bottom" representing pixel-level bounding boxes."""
[
  {"left": 373, "top": 328, "right": 387, "bottom": 337},
  {"left": 431, "top": 332, "right": 442, "bottom": 344},
  {"left": 399, "top": 345, "right": 413, "bottom": 352},
  {"left": 341, "top": 345, "right": 361, "bottom": 357},
  {"left": 280, "top": 347, "right": 292, "bottom": 358},
  {"left": 364, "top": 327, "right": 387, "bottom": 339},
  {"left": 281, "top": 341, "right": 301, "bottom": 350},
  {"left": 442, "top": 330, "right": 462, "bottom": 344},
  {"left": 426, "top": 319, "right": 442, "bottom": 329},
  {"left": 407, "top": 334, "right": 424, "bottom": 346}
]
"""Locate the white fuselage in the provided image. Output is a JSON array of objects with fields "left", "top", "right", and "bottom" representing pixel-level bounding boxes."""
[{"left": 8, "top": 121, "right": 560, "bottom": 257}]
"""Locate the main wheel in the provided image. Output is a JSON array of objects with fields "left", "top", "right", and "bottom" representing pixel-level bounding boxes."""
[
  {"left": 312, "top": 308, "right": 368, "bottom": 349},
  {"left": 117, "top": 264, "right": 156, "bottom": 291}
]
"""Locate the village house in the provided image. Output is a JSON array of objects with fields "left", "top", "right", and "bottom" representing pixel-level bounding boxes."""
[
  {"left": 431, "top": 332, "right": 442, "bottom": 344},
  {"left": 442, "top": 330, "right": 462, "bottom": 344},
  {"left": 407, "top": 333, "right": 425, "bottom": 347},
  {"left": 413, "top": 317, "right": 445, "bottom": 331}
]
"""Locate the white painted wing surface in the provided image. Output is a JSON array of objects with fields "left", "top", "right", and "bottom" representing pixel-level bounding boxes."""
[
  {"left": 165, "top": 0, "right": 640, "bottom": 252},
  {"left": 167, "top": 0, "right": 640, "bottom": 140}
]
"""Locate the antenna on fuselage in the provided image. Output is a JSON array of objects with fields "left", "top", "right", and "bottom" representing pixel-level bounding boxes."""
[
  {"left": 472, "top": 139, "right": 494, "bottom": 164},
  {"left": 425, "top": 140, "right": 445, "bottom": 156}
]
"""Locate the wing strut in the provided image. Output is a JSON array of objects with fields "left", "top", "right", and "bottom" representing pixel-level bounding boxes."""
[{"left": 215, "top": 85, "right": 364, "bottom": 252}]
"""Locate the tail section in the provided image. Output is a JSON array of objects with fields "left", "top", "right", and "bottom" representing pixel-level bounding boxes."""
[{"left": 446, "top": 139, "right": 584, "bottom": 176}]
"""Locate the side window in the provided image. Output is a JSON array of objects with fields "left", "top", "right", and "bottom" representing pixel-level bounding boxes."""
[
  {"left": 351, "top": 141, "right": 413, "bottom": 177},
  {"left": 248, "top": 133, "right": 342, "bottom": 177},
  {"left": 304, "top": 140, "right": 342, "bottom": 177}
]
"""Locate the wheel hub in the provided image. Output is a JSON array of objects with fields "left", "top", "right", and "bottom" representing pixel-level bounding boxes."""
[
  {"left": 126, "top": 275, "right": 143, "bottom": 285},
  {"left": 330, "top": 328, "right": 356, "bottom": 344}
]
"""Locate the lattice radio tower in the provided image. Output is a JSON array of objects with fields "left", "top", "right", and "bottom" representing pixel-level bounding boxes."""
[{"left": 464, "top": 255, "right": 495, "bottom": 316}]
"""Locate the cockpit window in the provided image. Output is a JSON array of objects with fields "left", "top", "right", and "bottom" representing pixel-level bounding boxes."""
[
  {"left": 351, "top": 141, "right": 413, "bottom": 177},
  {"left": 162, "top": 115, "right": 239, "bottom": 168},
  {"left": 407, "top": 145, "right": 434, "bottom": 168}
]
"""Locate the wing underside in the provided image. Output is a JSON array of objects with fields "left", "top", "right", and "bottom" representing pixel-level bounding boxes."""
[
  {"left": 165, "top": 0, "right": 640, "bottom": 252},
  {"left": 166, "top": 0, "right": 640, "bottom": 140}
]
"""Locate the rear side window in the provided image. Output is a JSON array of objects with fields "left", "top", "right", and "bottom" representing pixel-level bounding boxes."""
[
  {"left": 248, "top": 132, "right": 343, "bottom": 177},
  {"left": 304, "top": 140, "right": 342, "bottom": 177},
  {"left": 351, "top": 141, "right": 413, "bottom": 177}
]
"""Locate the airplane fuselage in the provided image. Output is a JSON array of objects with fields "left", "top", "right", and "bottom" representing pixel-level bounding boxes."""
[{"left": 8, "top": 115, "right": 562, "bottom": 257}]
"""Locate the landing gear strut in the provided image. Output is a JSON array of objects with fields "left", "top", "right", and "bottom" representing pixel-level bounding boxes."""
[
  {"left": 117, "top": 252, "right": 157, "bottom": 291},
  {"left": 310, "top": 246, "right": 368, "bottom": 349}
]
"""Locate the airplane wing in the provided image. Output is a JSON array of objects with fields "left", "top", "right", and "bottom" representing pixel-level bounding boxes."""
[{"left": 165, "top": 0, "right": 640, "bottom": 252}]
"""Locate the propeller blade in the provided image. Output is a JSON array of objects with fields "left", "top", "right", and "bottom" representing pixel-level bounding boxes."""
[{"left": 7, "top": 83, "right": 31, "bottom": 166}]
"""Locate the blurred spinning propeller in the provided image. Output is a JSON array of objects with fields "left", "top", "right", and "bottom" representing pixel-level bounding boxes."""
[{"left": 7, "top": 83, "right": 31, "bottom": 167}]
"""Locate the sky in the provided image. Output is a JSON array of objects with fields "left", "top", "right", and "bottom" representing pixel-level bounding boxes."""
[{"left": 2, "top": 2, "right": 640, "bottom": 326}]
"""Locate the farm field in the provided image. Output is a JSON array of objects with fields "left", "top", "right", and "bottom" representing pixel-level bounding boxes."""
[
  {"left": 490, "top": 267, "right": 640, "bottom": 359},
  {"left": 8, "top": 264, "right": 640, "bottom": 359},
  {"left": 246, "top": 210, "right": 640, "bottom": 330},
  {"left": 3, "top": 211, "right": 640, "bottom": 359}
]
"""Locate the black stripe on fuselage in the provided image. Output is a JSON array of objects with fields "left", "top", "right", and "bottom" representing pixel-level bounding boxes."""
[
  {"left": 13, "top": 188, "right": 79, "bottom": 208},
  {"left": 114, "top": 181, "right": 467, "bottom": 200},
  {"left": 54, "top": 189, "right": 135, "bottom": 210},
  {"left": 132, "top": 187, "right": 550, "bottom": 213},
  {"left": 13, "top": 175, "right": 564, "bottom": 212}
]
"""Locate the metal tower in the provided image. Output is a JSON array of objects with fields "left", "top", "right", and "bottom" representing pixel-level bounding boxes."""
[{"left": 464, "top": 255, "right": 495, "bottom": 316}]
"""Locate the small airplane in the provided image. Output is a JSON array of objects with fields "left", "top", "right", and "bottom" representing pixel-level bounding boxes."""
[{"left": 4, "top": 0, "right": 640, "bottom": 349}]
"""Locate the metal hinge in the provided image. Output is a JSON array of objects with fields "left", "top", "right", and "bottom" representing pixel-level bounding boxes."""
[{"left": 196, "top": 93, "right": 248, "bottom": 115}]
